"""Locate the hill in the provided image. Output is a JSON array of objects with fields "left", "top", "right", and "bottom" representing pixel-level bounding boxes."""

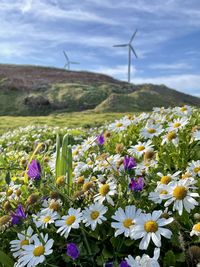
[{"left": 0, "top": 64, "right": 199, "bottom": 115}]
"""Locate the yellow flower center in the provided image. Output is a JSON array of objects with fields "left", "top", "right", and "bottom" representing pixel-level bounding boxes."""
[
  {"left": 33, "top": 245, "right": 45, "bottom": 257},
  {"left": 90, "top": 211, "right": 100, "bottom": 220},
  {"left": 66, "top": 215, "right": 76, "bottom": 225},
  {"left": 160, "top": 190, "right": 168, "bottom": 195},
  {"left": 116, "top": 122, "right": 123, "bottom": 128},
  {"left": 160, "top": 175, "right": 171, "bottom": 184},
  {"left": 20, "top": 239, "right": 29, "bottom": 247},
  {"left": 123, "top": 218, "right": 134, "bottom": 228},
  {"left": 144, "top": 220, "right": 158, "bottom": 233},
  {"left": 7, "top": 188, "right": 13, "bottom": 196},
  {"left": 193, "top": 223, "right": 200, "bottom": 232},
  {"left": 173, "top": 122, "right": 181, "bottom": 128},
  {"left": 73, "top": 150, "right": 79, "bottom": 156},
  {"left": 147, "top": 128, "right": 156, "bottom": 134},
  {"left": 49, "top": 202, "right": 60, "bottom": 211},
  {"left": 181, "top": 172, "right": 191, "bottom": 179},
  {"left": 167, "top": 131, "right": 177, "bottom": 141},
  {"left": 77, "top": 176, "right": 85, "bottom": 184},
  {"left": 82, "top": 181, "right": 93, "bottom": 192},
  {"left": 180, "top": 107, "right": 187, "bottom": 112},
  {"left": 194, "top": 167, "right": 200, "bottom": 173},
  {"left": 99, "top": 184, "right": 110, "bottom": 196},
  {"left": 43, "top": 216, "right": 51, "bottom": 223},
  {"left": 56, "top": 176, "right": 65, "bottom": 186},
  {"left": 173, "top": 186, "right": 187, "bottom": 200},
  {"left": 137, "top": 145, "right": 145, "bottom": 151}
]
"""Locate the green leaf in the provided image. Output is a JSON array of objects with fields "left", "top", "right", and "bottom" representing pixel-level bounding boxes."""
[
  {"left": 55, "top": 134, "right": 61, "bottom": 178},
  {"left": 5, "top": 172, "right": 11, "bottom": 185},
  {"left": 175, "top": 252, "right": 185, "bottom": 262},
  {"left": 163, "top": 250, "right": 176, "bottom": 267},
  {"left": 61, "top": 134, "right": 69, "bottom": 176},
  {"left": 0, "top": 251, "right": 14, "bottom": 267},
  {"left": 67, "top": 147, "right": 73, "bottom": 194}
]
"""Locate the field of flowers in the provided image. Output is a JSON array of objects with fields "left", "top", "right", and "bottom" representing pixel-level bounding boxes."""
[{"left": 0, "top": 105, "right": 199, "bottom": 267}]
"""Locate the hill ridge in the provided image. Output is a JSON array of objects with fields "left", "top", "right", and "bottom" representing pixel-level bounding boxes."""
[{"left": 0, "top": 63, "right": 199, "bottom": 115}]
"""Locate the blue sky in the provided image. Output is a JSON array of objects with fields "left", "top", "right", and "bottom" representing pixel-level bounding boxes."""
[{"left": 0, "top": 0, "right": 200, "bottom": 96}]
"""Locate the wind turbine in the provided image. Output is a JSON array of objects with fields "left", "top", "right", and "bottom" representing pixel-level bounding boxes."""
[
  {"left": 113, "top": 29, "right": 138, "bottom": 83},
  {"left": 63, "top": 51, "right": 80, "bottom": 70}
]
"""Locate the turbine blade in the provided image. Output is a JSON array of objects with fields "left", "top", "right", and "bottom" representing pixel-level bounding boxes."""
[
  {"left": 130, "top": 29, "right": 138, "bottom": 43},
  {"left": 70, "top": 61, "right": 80, "bottom": 64},
  {"left": 113, "top": 44, "right": 128, "bottom": 47},
  {"left": 63, "top": 50, "right": 69, "bottom": 62},
  {"left": 130, "top": 45, "right": 138, "bottom": 58}
]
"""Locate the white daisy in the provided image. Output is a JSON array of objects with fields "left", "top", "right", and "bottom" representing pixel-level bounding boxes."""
[
  {"left": 41, "top": 198, "right": 62, "bottom": 213},
  {"left": 94, "top": 179, "right": 117, "bottom": 206},
  {"left": 128, "top": 140, "right": 153, "bottom": 158},
  {"left": 55, "top": 208, "right": 82, "bottom": 238},
  {"left": 108, "top": 118, "right": 131, "bottom": 132},
  {"left": 82, "top": 202, "right": 108, "bottom": 230},
  {"left": 132, "top": 210, "right": 173, "bottom": 250},
  {"left": 174, "top": 105, "right": 192, "bottom": 117},
  {"left": 125, "top": 248, "right": 160, "bottom": 267},
  {"left": 148, "top": 186, "right": 169, "bottom": 204},
  {"left": 167, "top": 117, "right": 188, "bottom": 132},
  {"left": 10, "top": 227, "right": 35, "bottom": 259},
  {"left": 17, "top": 233, "right": 53, "bottom": 267},
  {"left": 157, "top": 171, "right": 181, "bottom": 185},
  {"left": 190, "top": 223, "right": 200, "bottom": 237},
  {"left": 32, "top": 210, "right": 59, "bottom": 229},
  {"left": 111, "top": 205, "right": 142, "bottom": 238},
  {"left": 187, "top": 160, "right": 200, "bottom": 177},
  {"left": 140, "top": 124, "right": 163, "bottom": 139},
  {"left": 162, "top": 179, "right": 199, "bottom": 215},
  {"left": 161, "top": 130, "right": 179, "bottom": 146}
]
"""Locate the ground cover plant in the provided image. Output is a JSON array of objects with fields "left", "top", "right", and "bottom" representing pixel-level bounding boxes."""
[{"left": 0, "top": 105, "right": 199, "bottom": 267}]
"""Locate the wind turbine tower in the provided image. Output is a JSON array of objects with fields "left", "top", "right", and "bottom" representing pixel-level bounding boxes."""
[{"left": 113, "top": 29, "right": 138, "bottom": 83}]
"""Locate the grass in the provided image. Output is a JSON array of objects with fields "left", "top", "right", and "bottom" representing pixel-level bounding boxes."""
[{"left": 0, "top": 112, "right": 126, "bottom": 134}]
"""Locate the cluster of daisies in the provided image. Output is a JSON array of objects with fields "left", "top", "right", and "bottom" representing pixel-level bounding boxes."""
[{"left": 0, "top": 105, "right": 200, "bottom": 267}]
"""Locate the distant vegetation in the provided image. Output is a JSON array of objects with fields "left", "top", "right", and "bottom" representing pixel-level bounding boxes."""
[
  {"left": 0, "top": 64, "right": 199, "bottom": 115},
  {"left": 0, "top": 112, "right": 126, "bottom": 134}
]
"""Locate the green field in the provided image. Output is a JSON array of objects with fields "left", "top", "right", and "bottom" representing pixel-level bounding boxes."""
[{"left": 0, "top": 112, "right": 126, "bottom": 134}]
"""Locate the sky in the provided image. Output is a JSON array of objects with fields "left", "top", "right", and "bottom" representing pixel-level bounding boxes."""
[{"left": 0, "top": 0, "right": 200, "bottom": 97}]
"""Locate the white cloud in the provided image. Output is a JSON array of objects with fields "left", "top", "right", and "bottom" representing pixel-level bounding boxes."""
[
  {"left": 132, "top": 74, "right": 200, "bottom": 94},
  {"left": 150, "top": 63, "right": 192, "bottom": 70},
  {"left": 94, "top": 65, "right": 136, "bottom": 80},
  {"left": 20, "top": 0, "right": 33, "bottom": 13}
]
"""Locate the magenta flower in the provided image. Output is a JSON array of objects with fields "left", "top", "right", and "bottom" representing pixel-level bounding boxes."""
[
  {"left": 96, "top": 134, "right": 105, "bottom": 146},
  {"left": 129, "top": 177, "right": 144, "bottom": 191},
  {"left": 11, "top": 204, "right": 26, "bottom": 225},
  {"left": 27, "top": 160, "right": 41, "bottom": 180},
  {"left": 123, "top": 156, "right": 136, "bottom": 170},
  {"left": 66, "top": 243, "right": 79, "bottom": 260}
]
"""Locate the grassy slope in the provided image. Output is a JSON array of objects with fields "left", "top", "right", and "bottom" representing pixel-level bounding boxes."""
[
  {"left": 0, "top": 64, "right": 199, "bottom": 115},
  {"left": 0, "top": 112, "right": 126, "bottom": 134}
]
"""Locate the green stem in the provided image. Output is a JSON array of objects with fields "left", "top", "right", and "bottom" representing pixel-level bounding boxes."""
[{"left": 81, "top": 227, "right": 92, "bottom": 257}]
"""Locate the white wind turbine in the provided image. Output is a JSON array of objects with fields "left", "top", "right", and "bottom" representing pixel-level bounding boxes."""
[
  {"left": 113, "top": 29, "right": 138, "bottom": 83},
  {"left": 63, "top": 51, "right": 80, "bottom": 70}
]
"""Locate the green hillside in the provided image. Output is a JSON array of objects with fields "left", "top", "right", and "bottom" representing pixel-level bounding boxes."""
[{"left": 0, "top": 64, "right": 199, "bottom": 115}]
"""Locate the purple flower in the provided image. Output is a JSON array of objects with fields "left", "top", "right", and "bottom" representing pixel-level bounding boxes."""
[
  {"left": 27, "top": 160, "right": 41, "bottom": 180},
  {"left": 66, "top": 243, "right": 79, "bottom": 260},
  {"left": 96, "top": 134, "right": 105, "bottom": 146},
  {"left": 11, "top": 204, "right": 26, "bottom": 225},
  {"left": 120, "top": 260, "right": 131, "bottom": 267},
  {"left": 123, "top": 156, "right": 136, "bottom": 170},
  {"left": 129, "top": 177, "right": 144, "bottom": 192}
]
